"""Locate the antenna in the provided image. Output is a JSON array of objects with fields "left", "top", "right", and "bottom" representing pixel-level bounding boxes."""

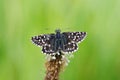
[{"left": 55, "top": 29, "right": 61, "bottom": 33}]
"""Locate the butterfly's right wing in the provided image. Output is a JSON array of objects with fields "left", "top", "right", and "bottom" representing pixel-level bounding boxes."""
[
  {"left": 63, "top": 42, "right": 78, "bottom": 53},
  {"left": 31, "top": 34, "right": 56, "bottom": 54},
  {"left": 62, "top": 32, "right": 87, "bottom": 43},
  {"left": 61, "top": 32, "right": 87, "bottom": 53}
]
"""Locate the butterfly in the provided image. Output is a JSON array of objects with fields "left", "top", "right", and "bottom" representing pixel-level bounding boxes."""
[{"left": 31, "top": 29, "right": 87, "bottom": 55}]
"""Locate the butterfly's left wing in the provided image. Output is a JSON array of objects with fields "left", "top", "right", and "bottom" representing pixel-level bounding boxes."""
[
  {"left": 31, "top": 34, "right": 57, "bottom": 54},
  {"left": 62, "top": 32, "right": 87, "bottom": 53},
  {"left": 31, "top": 34, "right": 51, "bottom": 46}
]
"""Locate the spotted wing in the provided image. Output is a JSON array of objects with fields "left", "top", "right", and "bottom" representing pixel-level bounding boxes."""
[
  {"left": 31, "top": 34, "right": 56, "bottom": 54},
  {"left": 62, "top": 32, "right": 87, "bottom": 43},
  {"left": 31, "top": 34, "right": 50, "bottom": 46},
  {"left": 63, "top": 42, "right": 78, "bottom": 52},
  {"left": 62, "top": 32, "right": 87, "bottom": 52}
]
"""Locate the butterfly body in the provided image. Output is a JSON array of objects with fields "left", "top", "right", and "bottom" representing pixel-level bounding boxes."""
[{"left": 31, "top": 29, "right": 87, "bottom": 55}]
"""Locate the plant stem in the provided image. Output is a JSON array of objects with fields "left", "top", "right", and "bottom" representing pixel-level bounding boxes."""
[{"left": 44, "top": 52, "right": 64, "bottom": 80}]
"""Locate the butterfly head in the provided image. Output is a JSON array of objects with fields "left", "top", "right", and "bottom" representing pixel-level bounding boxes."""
[
  {"left": 55, "top": 29, "right": 61, "bottom": 38},
  {"left": 55, "top": 29, "right": 61, "bottom": 33}
]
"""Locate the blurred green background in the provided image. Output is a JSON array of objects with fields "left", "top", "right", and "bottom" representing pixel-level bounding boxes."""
[{"left": 0, "top": 0, "right": 120, "bottom": 80}]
